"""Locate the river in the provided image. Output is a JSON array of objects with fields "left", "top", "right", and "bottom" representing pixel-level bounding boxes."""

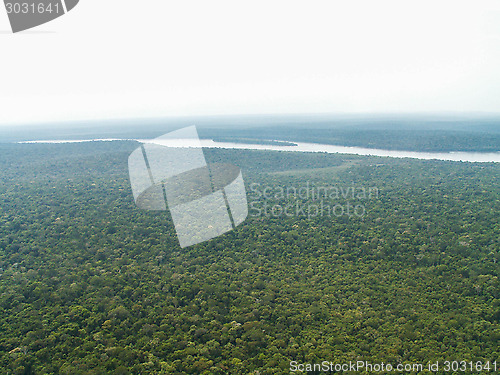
[{"left": 19, "top": 138, "right": 500, "bottom": 163}]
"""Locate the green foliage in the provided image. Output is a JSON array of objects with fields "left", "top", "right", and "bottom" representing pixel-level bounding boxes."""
[{"left": 0, "top": 141, "right": 498, "bottom": 374}]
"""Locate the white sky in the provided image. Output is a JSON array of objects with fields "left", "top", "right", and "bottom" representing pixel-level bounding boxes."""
[{"left": 1, "top": 0, "right": 500, "bottom": 126}]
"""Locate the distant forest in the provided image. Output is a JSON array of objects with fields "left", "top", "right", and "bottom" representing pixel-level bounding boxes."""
[
  {"left": 1, "top": 115, "right": 499, "bottom": 152},
  {"left": 200, "top": 127, "right": 500, "bottom": 152}
]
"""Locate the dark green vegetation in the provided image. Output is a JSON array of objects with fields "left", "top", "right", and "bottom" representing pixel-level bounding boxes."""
[{"left": 0, "top": 141, "right": 498, "bottom": 374}]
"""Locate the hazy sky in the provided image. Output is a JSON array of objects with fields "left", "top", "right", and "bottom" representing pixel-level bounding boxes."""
[{"left": 1, "top": 0, "right": 500, "bottom": 125}]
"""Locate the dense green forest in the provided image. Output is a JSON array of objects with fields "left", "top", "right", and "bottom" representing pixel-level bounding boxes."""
[{"left": 0, "top": 141, "right": 498, "bottom": 374}]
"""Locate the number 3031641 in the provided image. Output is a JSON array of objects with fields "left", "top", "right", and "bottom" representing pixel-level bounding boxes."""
[{"left": 5, "top": 2, "right": 61, "bottom": 14}]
